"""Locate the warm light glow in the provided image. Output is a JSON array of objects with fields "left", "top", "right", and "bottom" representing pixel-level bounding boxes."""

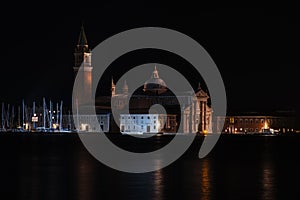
[
  {"left": 200, "top": 159, "right": 212, "bottom": 199},
  {"left": 203, "top": 130, "right": 208, "bottom": 135},
  {"left": 80, "top": 123, "right": 89, "bottom": 131},
  {"left": 25, "top": 123, "right": 29, "bottom": 130},
  {"left": 264, "top": 121, "right": 269, "bottom": 129},
  {"left": 32, "top": 116, "right": 38, "bottom": 122},
  {"left": 157, "top": 121, "right": 161, "bottom": 130}
]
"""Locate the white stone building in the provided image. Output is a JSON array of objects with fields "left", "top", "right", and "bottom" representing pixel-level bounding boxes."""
[{"left": 120, "top": 114, "right": 176, "bottom": 134}]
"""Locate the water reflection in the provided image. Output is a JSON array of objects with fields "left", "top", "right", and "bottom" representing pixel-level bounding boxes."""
[
  {"left": 199, "top": 159, "right": 212, "bottom": 200},
  {"left": 259, "top": 139, "right": 277, "bottom": 200},
  {"left": 183, "top": 157, "right": 214, "bottom": 200},
  {"left": 74, "top": 148, "right": 94, "bottom": 200},
  {"left": 153, "top": 159, "right": 164, "bottom": 200},
  {"left": 17, "top": 155, "right": 64, "bottom": 200},
  {"left": 17, "top": 156, "right": 40, "bottom": 200},
  {"left": 261, "top": 159, "right": 276, "bottom": 200},
  {"left": 4, "top": 134, "right": 296, "bottom": 200}
]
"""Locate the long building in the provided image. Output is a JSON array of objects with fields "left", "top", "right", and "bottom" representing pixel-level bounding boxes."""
[{"left": 218, "top": 111, "right": 296, "bottom": 134}]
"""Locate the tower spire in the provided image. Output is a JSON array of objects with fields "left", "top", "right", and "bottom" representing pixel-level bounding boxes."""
[
  {"left": 151, "top": 65, "right": 159, "bottom": 79},
  {"left": 77, "top": 24, "right": 88, "bottom": 46},
  {"left": 111, "top": 76, "right": 115, "bottom": 87},
  {"left": 111, "top": 77, "right": 116, "bottom": 97},
  {"left": 198, "top": 82, "right": 202, "bottom": 90},
  {"left": 123, "top": 80, "right": 128, "bottom": 95}
]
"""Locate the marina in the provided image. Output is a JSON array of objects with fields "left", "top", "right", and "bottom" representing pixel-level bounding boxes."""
[{"left": 0, "top": 98, "right": 71, "bottom": 133}]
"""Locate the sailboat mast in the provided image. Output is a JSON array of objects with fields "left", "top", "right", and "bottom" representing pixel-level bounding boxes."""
[
  {"left": 76, "top": 98, "right": 79, "bottom": 131},
  {"left": 6, "top": 104, "right": 10, "bottom": 129},
  {"left": 56, "top": 102, "right": 59, "bottom": 127},
  {"left": 1, "top": 102, "right": 4, "bottom": 129},
  {"left": 59, "top": 101, "right": 63, "bottom": 131},
  {"left": 22, "top": 99, "right": 25, "bottom": 130},
  {"left": 18, "top": 106, "right": 20, "bottom": 128},
  {"left": 49, "top": 100, "right": 53, "bottom": 130},
  {"left": 32, "top": 101, "right": 36, "bottom": 129},
  {"left": 24, "top": 104, "right": 28, "bottom": 131},
  {"left": 10, "top": 105, "right": 14, "bottom": 129},
  {"left": 68, "top": 110, "right": 71, "bottom": 130},
  {"left": 43, "top": 98, "right": 46, "bottom": 129}
]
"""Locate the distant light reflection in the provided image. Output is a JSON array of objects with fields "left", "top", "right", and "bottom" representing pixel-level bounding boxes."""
[
  {"left": 199, "top": 159, "right": 212, "bottom": 200},
  {"left": 75, "top": 149, "right": 94, "bottom": 200},
  {"left": 261, "top": 160, "right": 276, "bottom": 200},
  {"left": 153, "top": 159, "right": 164, "bottom": 200}
]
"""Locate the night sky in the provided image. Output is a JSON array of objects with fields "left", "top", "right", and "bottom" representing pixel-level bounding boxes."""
[{"left": 0, "top": 5, "right": 299, "bottom": 117}]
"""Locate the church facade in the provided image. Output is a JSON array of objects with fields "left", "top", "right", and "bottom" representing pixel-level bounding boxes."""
[{"left": 110, "top": 66, "right": 212, "bottom": 133}]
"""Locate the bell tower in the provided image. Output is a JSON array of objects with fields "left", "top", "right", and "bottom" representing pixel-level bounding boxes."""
[
  {"left": 111, "top": 77, "right": 116, "bottom": 97},
  {"left": 73, "top": 25, "right": 93, "bottom": 105}
]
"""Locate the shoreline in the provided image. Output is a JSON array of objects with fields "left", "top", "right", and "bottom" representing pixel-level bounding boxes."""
[{"left": 0, "top": 131, "right": 299, "bottom": 137}]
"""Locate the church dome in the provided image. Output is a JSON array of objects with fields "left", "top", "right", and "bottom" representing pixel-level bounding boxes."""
[{"left": 143, "top": 66, "right": 167, "bottom": 94}]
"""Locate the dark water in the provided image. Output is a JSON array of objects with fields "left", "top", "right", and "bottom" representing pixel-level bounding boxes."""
[{"left": 1, "top": 133, "right": 300, "bottom": 200}]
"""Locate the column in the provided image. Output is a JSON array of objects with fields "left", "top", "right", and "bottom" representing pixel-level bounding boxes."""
[
  {"left": 199, "top": 101, "right": 203, "bottom": 132},
  {"left": 204, "top": 101, "right": 207, "bottom": 131}
]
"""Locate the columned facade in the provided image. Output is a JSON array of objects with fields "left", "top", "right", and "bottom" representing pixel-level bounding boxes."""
[{"left": 110, "top": 68, "right": 213, "bottom": 134}]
